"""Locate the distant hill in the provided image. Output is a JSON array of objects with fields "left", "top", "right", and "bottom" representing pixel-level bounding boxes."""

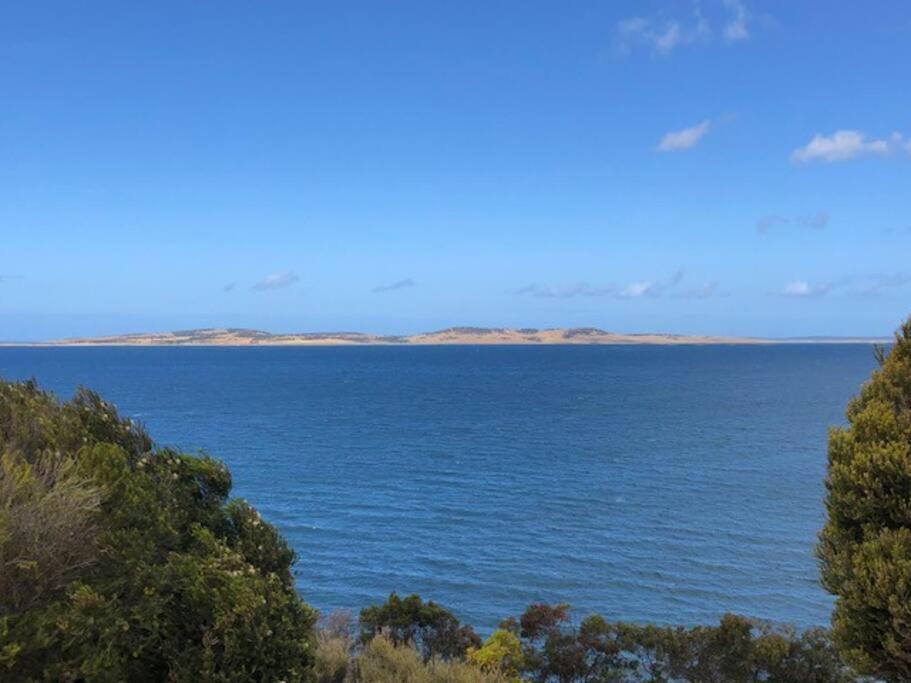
[
  {"left": 14, "top": 326, "right": 757, "bottom": 346},
  {"left": 6, "top": 327, "right": 890, "bottom": 347}
]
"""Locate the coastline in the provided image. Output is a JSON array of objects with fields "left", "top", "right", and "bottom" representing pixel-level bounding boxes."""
[{"left": 0, "top": 326, "right": 892, "bottom": 347}]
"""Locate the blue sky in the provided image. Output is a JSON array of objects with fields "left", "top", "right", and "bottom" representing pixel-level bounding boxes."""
[{"left": 2, "top": 1, "right": 910, "bottom": 340}]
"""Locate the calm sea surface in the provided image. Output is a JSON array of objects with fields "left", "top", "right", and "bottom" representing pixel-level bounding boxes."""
[{"left": 0, "top": 345, "right": 879, "bottom": 629}]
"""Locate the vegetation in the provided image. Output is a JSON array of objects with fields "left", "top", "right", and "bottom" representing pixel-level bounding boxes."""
[
  {"left": 359, "top": 593, "right": 481, "bottom": 661},
  {"left": 0, "top": 380, "right": 316, "bottom": 681},
  {"left": 819, "top": 319, "right": 911, "bottom": 681},
  {"left": 313, "top": 595, "right": 852, "bottom": 682},
  {"left": 1, "top": 370, "right": 889, "bottom": 681}
]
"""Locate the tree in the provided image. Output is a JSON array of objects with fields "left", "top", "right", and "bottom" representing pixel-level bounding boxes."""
[
  {"left": 498, "top": 605, "right": 850, "bottom": 683},
  {"left": 359, "top": 593, "right": 481, "bottom": 661},
  {"left": 818, "top": 318, "right": 911, "bottom": 680},
  {"left": 0, "top": 380, "right": 317, "bottom": 681},
  {"left": 467, "top": 629, "right": 524, "bottom": 678},
  {"left": 504, "top": 603, "right": 625, "bottom": 683}
]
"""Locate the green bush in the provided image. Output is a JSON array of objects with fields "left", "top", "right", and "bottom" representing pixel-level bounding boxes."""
[
  {"left": 360, "top": 593, "right": 481, "bottom": 661},
  {"left": 0, "top": 379, "right": 316, "bottom": 682},
  {"left": 346, "top": 597, "right": 851, "bottom": 682},
  {"left": 493, "top": 603, "right": 852, "bottom": 682},
  {"left": 353, "top": 636, "right": 510, "bottom": 683},
  {"left": 819, "top": 319, "right": 911, "bottom": 680},
  {"left": 466, "top": 630, "right": 523, "bottom": 678}
]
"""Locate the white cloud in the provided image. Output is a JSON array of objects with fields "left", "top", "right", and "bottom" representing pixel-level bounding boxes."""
[
  {"left": 620, "top": 270, "right": 685, "bottom": 298},
  {"left": 783, "top": 281, "right": 812, "bottom": 297},
  {"left": 615, "top": 11, "right": 709, "bottom": 56},
  {"left": 654, "top": 23, "right": 682, "bottom": 53},
  {"left": 657, "top": 120, "right": 711, "bottom": 152},
  {"left": 781, "top": 280, "right": 830, "bottom": 298},
  {"left": 615, "top": 1, "right": 751, "bottom": 56},
  {"left": 517, "top": 271, "right": 690, "bottom": 300},
  {"left": 722, "top": 0, "right": 749, "bottom": 42},
  {"left": 757, "top": 210, "right": 829, "bottom": 233},
  {"left": 790, "top": 130, "right": 900, "bottom": 163},
  {"left": 514, "top": 282, "right": 614, "bottom": 299},
  {"left": 777, "top": 273, "right": 910, "bottom": 299},
  {"left": 252, "top": 271, "right": 299, "bottom": 291},
  {"left": 620, "top": 281, "right": 654, "bottom": 298},
  {"left": 616, "top": 17, "right": 680, "bottom": 55}
]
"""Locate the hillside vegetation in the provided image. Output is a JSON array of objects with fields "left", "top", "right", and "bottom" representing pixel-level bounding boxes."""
[{"left": 0, "top": 380, "right": 315, "bottom": 681}]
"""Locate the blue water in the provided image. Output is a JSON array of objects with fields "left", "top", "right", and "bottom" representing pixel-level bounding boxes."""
[{"left": 0, "top": 345, "right": 878, "bottom": 629}]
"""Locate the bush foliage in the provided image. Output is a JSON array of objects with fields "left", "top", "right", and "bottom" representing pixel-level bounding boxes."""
[
  {"left": 0, "top": 380, "right": 316, "bottom": 681},
  {"left": 360, "top": 593, "right": 481, "bottom": 661},
  {"left": 819, "top": 319, "right": 911, "bottom": 681},
  {"left": 340, "top": 595, "right": 853, "bottom": 683}
]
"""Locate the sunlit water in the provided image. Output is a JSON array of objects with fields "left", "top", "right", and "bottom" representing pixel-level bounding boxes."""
[{"left": 0, "top": 345, "right": 878, "bottom": 629}]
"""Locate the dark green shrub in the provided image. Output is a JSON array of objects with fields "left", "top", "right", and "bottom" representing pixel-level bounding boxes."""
[
  {"left": 359, "top": 593, "right": 481, "bottom": 661},
  {"left": 0, "top": 379, "right": 316, "bottom": 682},
  {"left": 819, "top": 319, "right": 911, "bottom": 680}
]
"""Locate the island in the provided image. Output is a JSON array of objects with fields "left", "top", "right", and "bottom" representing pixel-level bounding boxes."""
[{"left": 13, "top": 326, "right": 890, "bottom": 346}]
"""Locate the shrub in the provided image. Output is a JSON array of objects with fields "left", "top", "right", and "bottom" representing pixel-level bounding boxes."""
[
  {"left": 360, "top": 593, "right": 481, "bottom": 661},
  {"left": 355, "top": 636, "right": 431, "bottom": 682},
  {"left": 467, "top": 630, "right": 523, "bottom": 678},
  {"left": 499, "top": 603, "right": 852, "bottom": 682},
  {"left": 316, "top": 612, "right": 355, "bottom": 683},
  {"left": 0, "top": 379, "right": 317, "bottom": 682},
  {"left": 819, "top": 319, "right": 911, "bottom": 680},
  {"left": 0, "top": 452, "right": 100, "bottom": 614},
  {"left": 611, "top": 616, "right": 853, "bottom": 682},
  {"left": 354, "top": 635, "right": 510, "bottom": 683}
]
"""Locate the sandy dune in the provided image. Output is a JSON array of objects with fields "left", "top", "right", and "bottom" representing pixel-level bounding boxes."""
[{"left": 42, "top": 326, "right": 769, "bottom": 346}]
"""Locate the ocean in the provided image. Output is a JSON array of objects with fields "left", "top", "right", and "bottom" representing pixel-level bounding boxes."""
[{"left": 0, "top": 344, "right": 879, "bottom": 630}]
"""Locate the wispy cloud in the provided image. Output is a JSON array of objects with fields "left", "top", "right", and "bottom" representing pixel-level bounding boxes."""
[
  {"left": 615, "top": 1, "right": 750, "bottom": 56},
  {"left": 798, "top": 210, "right": 829, "bottom": 229},
  {"left": 678, "top": 281, "right": 719, "bottom": 299},
  {"left": 516, "top": 271, "right": 703, "bottom": 301},
  {"left": 372, "top": 278, "right": 416, "bottom": 293},
  {"left": 657, "top": 120, "right": 711, "bottom": 152},
  {"left": 619, "top": 281, "right": 654, "bottom": 298},
  {"left": 849, "top": 272, "right": 911, "bottom": 296},
  {"left": 756, "top": 215, "right": 788, "bottom": 234},
  {"left": 252, "top": 271, "right": 299, "bottom": 291},
  {"left": 223, "top": 282, "right": 236, "bottom": 293},
  {"left": 514, "top": 282, "right": 615, "bottom": 299},
  {"left": 791, "top": 130, "right": 908, "bottom": 163},
  {"left": 781, "top": 280, "right": 830, "bottom": 298},
  {"left": 757, "top": 209, "right": 829, "bottom": 233},
  {"left": 614, "top": 272, "right": 686, "bottom": 299},
  {"left": 619, "top": 270, "right": 686, "bottom": 298},
  {"left": 778, "top": 273, "right": 911, "bottom": 299},
  {"left": 615, "top": 14, "right": 707, "bottom": 56},
  {"left": 722, "top": 0, "right": 749, "bottom": 42}
]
